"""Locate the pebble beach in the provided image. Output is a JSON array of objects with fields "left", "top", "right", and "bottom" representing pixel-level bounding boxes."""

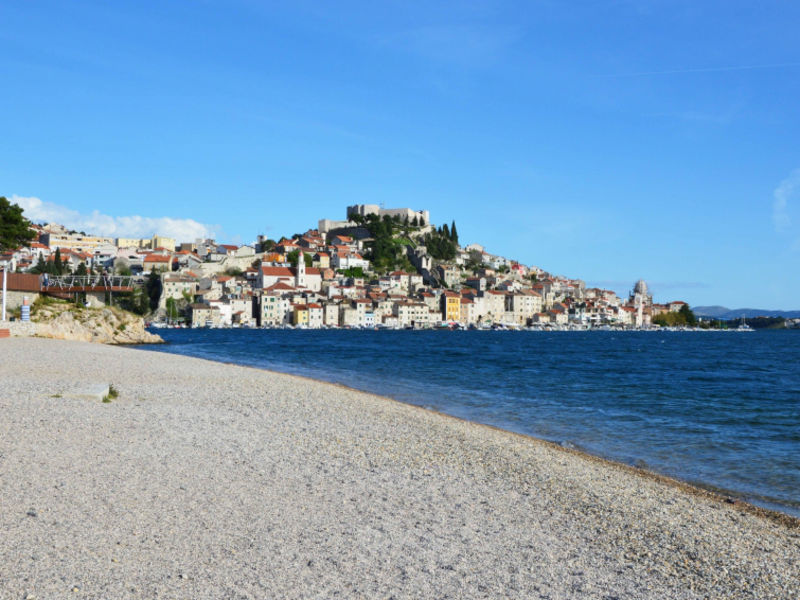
[{"left": 1, "top": 338, "right": 798, "bottom": 599}]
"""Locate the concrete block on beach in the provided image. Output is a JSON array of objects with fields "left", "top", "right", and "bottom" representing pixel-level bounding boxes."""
[
  {"left": 0, "top": 337, "right": 798, "bottom": 600},
  {"left": 61, "top": 383, "right": 110, "bottom": 402}
]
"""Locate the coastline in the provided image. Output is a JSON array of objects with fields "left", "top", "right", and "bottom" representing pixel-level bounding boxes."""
[
  {"left": 143, "top": 340, "right": 798, "bottom": 528},
  {"left": 2, "top": 337, "right": 798, "bottom": 598},
  {"left": 143, "top": 327, "right": 800, "bottom": 520}
]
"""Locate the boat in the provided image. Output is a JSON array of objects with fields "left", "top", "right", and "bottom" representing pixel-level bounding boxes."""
[{"left": 737, "top": 315, "right": 754, "bottom": 332}]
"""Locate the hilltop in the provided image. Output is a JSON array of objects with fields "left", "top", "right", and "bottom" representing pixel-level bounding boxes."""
[{"left": 4, "top": 200, "right": 696, "bottom": 330}]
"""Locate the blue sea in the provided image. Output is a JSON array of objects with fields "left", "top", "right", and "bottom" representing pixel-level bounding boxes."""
[{"left": 140, "top": 329, "right": 800, "bottom": 517}]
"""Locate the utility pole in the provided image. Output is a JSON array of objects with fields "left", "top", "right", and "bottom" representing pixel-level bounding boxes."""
[
  {"left": 1, "top": 262, "right": 7, "bottom": 322},
  {"left": 1, "top": 258, "right": 15, "bottom": 321}
]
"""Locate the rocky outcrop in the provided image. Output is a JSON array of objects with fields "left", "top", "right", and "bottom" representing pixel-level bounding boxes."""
[{"left": 12, "top": 302, "right": 164, "bottom": 344}]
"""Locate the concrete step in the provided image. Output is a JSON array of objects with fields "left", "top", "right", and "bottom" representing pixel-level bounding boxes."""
[{"left": 62, "top": 384, "right": 111, "bottom": 402}]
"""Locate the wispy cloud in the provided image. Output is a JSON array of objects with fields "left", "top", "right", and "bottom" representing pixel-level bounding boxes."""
[
  {"left": 772, "top": 169, "right": 800, "bottom": 233},
  {"left": 11, "top": 195, "right": 220, "bottom": 242},
  {"left": 606, "top": 62, "right": 800, "bottom": 78}
]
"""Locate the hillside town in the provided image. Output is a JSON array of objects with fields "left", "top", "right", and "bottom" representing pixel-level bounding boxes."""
[{"left": 2, "top": 204, "right": 695, "bottom": 329}]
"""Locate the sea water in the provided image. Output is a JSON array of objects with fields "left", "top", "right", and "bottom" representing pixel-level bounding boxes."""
[{"left": 141, "top": 329, "right": 800, "bottom": 517}]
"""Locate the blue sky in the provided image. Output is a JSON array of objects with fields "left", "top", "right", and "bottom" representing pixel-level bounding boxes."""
[{"left": 2, "top": 1, "right": 800, "bottom": 308}]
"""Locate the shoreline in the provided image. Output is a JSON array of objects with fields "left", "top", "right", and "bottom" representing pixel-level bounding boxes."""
[
  {"left": 139, "top": 337, "right": 800, "bottom": 523},
  {"left": 2, "top": 337, "right": 798, "bottom": 598},
  {"left": 152, "top": 323, "right": 777, "bottom": 332}
]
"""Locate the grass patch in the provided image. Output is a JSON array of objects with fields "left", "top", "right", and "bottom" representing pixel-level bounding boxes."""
[
  {"left": 103, "top": 384, "right": 119, "bottom": 403},
  {"left": 51, "top": 393, "right": 62, "bottom": 398}
]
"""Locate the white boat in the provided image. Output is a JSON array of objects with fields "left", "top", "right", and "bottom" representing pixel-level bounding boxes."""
[{"left": 737, "top": 315, "right": 754, "bottom": 332}]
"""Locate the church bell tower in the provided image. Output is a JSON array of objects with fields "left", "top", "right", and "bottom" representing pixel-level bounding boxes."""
[{"left": 296, "top": 251, "right": 306, "bottom": 288}]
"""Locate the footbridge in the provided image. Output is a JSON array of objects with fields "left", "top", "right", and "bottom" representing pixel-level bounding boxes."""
[{"left": 40, "top": 275, "right": 136, "bottom": 294}]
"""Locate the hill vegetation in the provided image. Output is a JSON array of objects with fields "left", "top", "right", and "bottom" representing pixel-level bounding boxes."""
[
  {"left": 652, "top": 304, "right": 697, "bottom": 327},
  {"left": 423, "top": 222, "right": 459, "bottom": 261},
  {"left": 348, "top": 213, "right": 419, "bottom": 273},
  {"left": 345, "top": 213, "right": 462, "bottom": 272}
]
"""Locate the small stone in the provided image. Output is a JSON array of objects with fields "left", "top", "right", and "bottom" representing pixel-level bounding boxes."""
[{"left": 26, "top": 509, "right": 37, "bottom": 518}]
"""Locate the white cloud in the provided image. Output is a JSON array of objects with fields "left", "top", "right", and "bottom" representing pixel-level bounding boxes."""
[
  {"left": 11, "top": 195, "right": 220, "bottom": 242},
  {"left": 773, "top": 169, "right": 800, "bottom": 233}
]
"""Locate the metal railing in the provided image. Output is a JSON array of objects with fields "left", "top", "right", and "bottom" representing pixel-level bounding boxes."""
[{"left": 41, "top": 275, "right": 136, "bottom": 289}]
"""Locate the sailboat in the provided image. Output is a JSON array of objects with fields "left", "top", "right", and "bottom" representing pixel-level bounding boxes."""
[{"left": 737, "top": 315, "right": 754, "bottom": 331}]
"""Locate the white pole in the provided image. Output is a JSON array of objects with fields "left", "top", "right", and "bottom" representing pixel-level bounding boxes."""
[{"left": 1, "top": 264, "right": 7, "bottom": 322}]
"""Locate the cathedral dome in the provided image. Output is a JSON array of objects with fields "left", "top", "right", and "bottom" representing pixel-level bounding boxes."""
[{"left": 634, "top": 279, "right": 648, "bottom": 296}]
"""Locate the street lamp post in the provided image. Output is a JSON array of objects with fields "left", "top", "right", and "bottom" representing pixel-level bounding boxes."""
[{"left": 1, "top": 260, "right": 8, "bottom": 322}]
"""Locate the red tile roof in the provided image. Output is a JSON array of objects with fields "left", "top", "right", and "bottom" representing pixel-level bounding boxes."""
[{"left": 144, "top": 254, "right": 172, "bottom": 263}]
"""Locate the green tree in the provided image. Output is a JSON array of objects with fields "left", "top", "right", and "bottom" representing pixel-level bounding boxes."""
[
  {"left": 30, "top": 254, "right": 47, "bottom": 274},
  {"left": 679, "top": 303, "right": 697, "bottom": 326},
  {"left": 653, "top": 305, "right": 697, "bottom": 328},
  {"left": 423, "top": 229, "right": 456, "bottom": 261},
  {"left": 145, "top": 267, "right": 162, "bottom": 312},
  {"left": 287, "top": 250, "right": 313, "bottom": 268},
  {"left": 337, "top": 266, "right": 366, "bottom": 278},
  {"left": 75, "top": 262, "right": 88, "bottom": 277},
  {"left": 0, "top": 196, "right": 35, "bottom": 251},
  {"left": 411, "top": 216, "right": 419, "bottom": 227},
  {"left": 450, "top": 221, "right": 459, "bottom": 244},
  {"left": 53, "top": 248, "right": 63, "bottom": 275},
  {"left": 165, "top": 297, "right": 179, "bottom": 321}
]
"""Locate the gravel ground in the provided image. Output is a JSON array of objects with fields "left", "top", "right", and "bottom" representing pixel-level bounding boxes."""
[{"left": 1, "top": 338, "right": 798, "bottom": 599}]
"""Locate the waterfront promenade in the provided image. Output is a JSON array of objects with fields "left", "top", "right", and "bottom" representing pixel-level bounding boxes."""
[{"left": 1, "top": 338, "right": 797, "bottom": 598}]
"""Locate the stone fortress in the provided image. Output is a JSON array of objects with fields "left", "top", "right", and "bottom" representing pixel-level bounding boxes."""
[{"left": 319, "top": 204, "right": 430, "bottom": 235}]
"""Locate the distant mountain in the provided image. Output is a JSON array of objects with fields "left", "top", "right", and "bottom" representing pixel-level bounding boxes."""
[
  {"left": 692, "top": 305, "right": 730, "bottom": 318},
  {"left": 693, "top": 306, "right": 800, "bottom": 319}
]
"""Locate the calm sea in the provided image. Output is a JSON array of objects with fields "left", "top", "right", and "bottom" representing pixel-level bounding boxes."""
[{"left": 140, "top": 329, "right": 800, "bottom": 517}]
